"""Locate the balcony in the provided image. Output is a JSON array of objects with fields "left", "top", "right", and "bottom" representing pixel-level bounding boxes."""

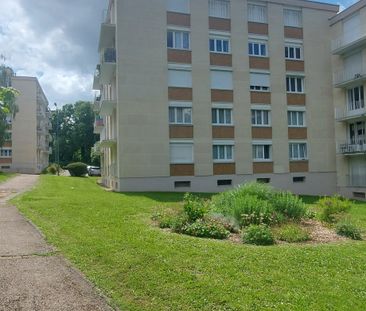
[
  {"left": 99, "top": 48, "right": 116, "bottom": 85},
  {"left": 348, "top": 174, "right": 366, "bottom": 187},
  {"left": 335, "top": 104, "right": 366, "bottom": 121},
  {"left": 93, "top": 95, "right": 101, "bottom": 112},
  {"left": 93, "top": 64, "right": 101, "bottom": 90},
  {"left": 332, "top": 32, "right": 366, "bottom": 55},
  {"left": 338, "top": 140, "right": 366, "bottom": 155},
  {"left": 98, "top": 23, "right": 116, "bottom": 52},
  {"left": 100, "top": 99, "right": 116, "bottom": 116},
  {"left": 94, "top": 117, "right": 104, "bottom": 134},
  {"left": 100, "top": 138, "right": 117, "bottom": 148},
  {"left": 333, "top": 68, "right": 366, "bottom": 88}
]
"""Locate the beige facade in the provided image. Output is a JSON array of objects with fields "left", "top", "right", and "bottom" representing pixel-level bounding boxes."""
[
  {"left": 0, "top": 76, "right": 50, "bottom": 174},
  {"left": 93, "top": 0, "right": 339, "bottom": 195},
  {"left": 330, "top": 0, "right": 366, "bottom": 199}
]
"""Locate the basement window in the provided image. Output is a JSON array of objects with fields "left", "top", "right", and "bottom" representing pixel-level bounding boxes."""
[
  {"left": 257, "top": 178, "right": 270, "bottom": 184},
  {"left": 1, "top": 166, "right": 10, "bottom": 169},
  {"left": 353, "top": 192, "right": 365, "bottom": 199},
  {"left": 293, "top": 176, "right": 305, "bottom": 183},
  {"left": 174, "top": 181, "right": 191, "bottom": 188},
  {"left": 217, "top": 179, "right": 232, "bottom": 186}
]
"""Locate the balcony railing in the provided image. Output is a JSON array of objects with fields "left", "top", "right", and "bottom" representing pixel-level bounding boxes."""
[
  {"left": 335, "top": 103, "right": 366, "bottom": 121},
  {"left": 339, "top": 140, "right": 366, "bottom": 154},
  {"left": 348, "top": 174, "right": 366, "bottom": 187},
  {"left": 332, "top": 32, "right": 366, "bottom": 55},
  {"left": 333, "top": 69, "right": 366, "bottom": 88}
]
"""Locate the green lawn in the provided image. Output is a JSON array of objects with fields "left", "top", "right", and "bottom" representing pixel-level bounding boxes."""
[
  {"left": 13, "top": 176, "right": 366, "bottom": 311},
  {"left": 0, "top": 172, "right": 15, "bottom": 183}
]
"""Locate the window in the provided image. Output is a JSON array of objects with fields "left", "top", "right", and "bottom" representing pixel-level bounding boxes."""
[
  {"left": 248, "top": 3, "right": 267, "bottom": 23},
  {"left": 347, "top": 86, "right": 364, "bottom": 111},
  {"left": 257, "top": 178, "right": 270, "bottom": 183},
  {"left": 253, "top": 144, "right": 272, "bottom": 161},
  {"left": 210, "top": 37, "right": 230, "bottom": 53},
  {"left": 168, "top": 69, "right": 192, "bottom": 87},
  {"left": 209, "top": 0, "right": 230, "bottom": 18},
  {"left": 285, "top": 44, "right": 302, "bottom": 60},
  {"left": 213, "top": 143, "right": 234, "bottom": 162},
  {"left": 248, "top": 41, "right": 267, "bottom": 57},
  {"left": 284, "top": 9, "right": 302, "bottom": 28},
  {"left": 251, "top": 109, "right": 270, "bottom": 126},
  {"left": 212, "top": 108, "right": 232, "bottom": 125},
  {"left": 0, "top": 149, "right": 12, "bottom": 157},
  {"left": 288, "top": 111, "right": 305, "bottom": 127},
  {"left": 289, "top": 143, "right": 307, "bottom": 160},
  {"left": 293, "top": 176, "right": 305, "bottom": 183},
  {"left": 170, "top": 142, "right": 193, "bottom": 163},
  {"left": 167, "top": 30, "right": 190, "bottom": 50},
  {"left": 217, "top": 179, "right": 232, "bottom": 186},
  {"left": 286, "top": 76, "right": 304, "bottom": 93},
  {"left": 169, "top": 106, "right": 192, "bottom": 124},
  {"left": 250, "top": 72, "right": 270, "bottom": 91},
  {"left": 211, "top": 70, "right": 233, "bottom": 90},
  {"left": 175, "top": 181, "right": 191, "bottom": 188},
  {"left": 167, "top": 0, "right": 190, "bottom": 14}
]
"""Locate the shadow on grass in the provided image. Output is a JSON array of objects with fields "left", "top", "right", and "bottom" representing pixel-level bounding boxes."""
[{"left": 120, "top": 192, "right": 215, "bottom": 203}]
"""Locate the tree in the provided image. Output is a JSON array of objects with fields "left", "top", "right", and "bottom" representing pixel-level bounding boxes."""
[
  {"left": 0, "top": 87, "right": 19, "bottom": 147},
  {"left": 50, "top": 101, "right": 98, "bottom": 166}
]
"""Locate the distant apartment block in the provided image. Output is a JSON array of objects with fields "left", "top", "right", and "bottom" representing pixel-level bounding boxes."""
[
  {"left": 0, "top": 70, "right": 51, "bottom": 173},
  {"left": 93, "top": 0, "right": 344, "bottom": 195}
]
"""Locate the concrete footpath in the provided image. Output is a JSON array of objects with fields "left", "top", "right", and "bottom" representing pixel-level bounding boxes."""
[{"left": 0, "top": 175, "right": 114, "bottom": 311}]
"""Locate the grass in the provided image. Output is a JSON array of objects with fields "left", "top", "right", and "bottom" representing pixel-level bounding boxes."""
[
  {"left": 12, "top": 176, "right": 366, "bottom": 311},
  {"left": 0, "top": 172, "right": 15, "bottom": 183}
]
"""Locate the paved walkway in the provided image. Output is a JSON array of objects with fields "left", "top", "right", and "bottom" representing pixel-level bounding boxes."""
[{"left": 0, "top": 175, "right": 114, "bottom": 311}]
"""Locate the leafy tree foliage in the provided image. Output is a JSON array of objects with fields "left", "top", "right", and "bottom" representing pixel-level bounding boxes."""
[
  {"left": 0, "top": 87, "right": 19, "bottom": 147},
  {"left": 50, "top": 101, "right": 99, "bottom": 166}
]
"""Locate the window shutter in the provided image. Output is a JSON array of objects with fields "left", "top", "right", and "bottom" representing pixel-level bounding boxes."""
[
  {"left": 170, "top": 143, "right": 193, "bottom": 163},
  {"left": 284, "top": 9, "right": 302, "bottom": 27},
  {"left": 344, "top": 52, "right": 362, "bottom": 79},
  {"left": 250, "top": 73, "right": 270, "bottom": 87},
  {"left": 211, "top": 70, "right": 233, "bottom": 90},
  {"left": 168, "top": 69, "right": 192, "bottom": 87},
  {"left": 209, "top": 0, "right": 230, "bottom": 18},
  {"left": 248, "top": 4, "right": 267, "bottom": 23},
  {"left": 343, "top": 13, "right": 361, "bottom": 44},
  {"left": 167, "top": 0, "right": 190, "bottom": 14}
]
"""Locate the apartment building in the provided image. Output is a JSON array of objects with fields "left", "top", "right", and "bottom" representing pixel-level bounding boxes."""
[
  {"left": 330, "top": 0, "right": 366, "bottom": 199},
  {"left": 0, "top": 71, "right": 51, "bottom": 174},
  {"left": 93, "top": 0, "right": 339, "bottom": 194}
]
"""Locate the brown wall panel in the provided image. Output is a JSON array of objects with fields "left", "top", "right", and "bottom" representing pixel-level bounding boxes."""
[
  {"left": 3, "top": 142, "right": 12, "bottom": 148},
  {"left": 209, "top": 17, "right": 231, "bottom": 31},
  {"left": 210, "top": 53, "right": 232, "bottom": 67},
  {"left": 211, "top": 90, "right": 233, "bottom": 102},
  {"left": 212, "top": 126, "right": 235, "bottom": 139},
  {"left": 170, "top": 164, "right": 194, "bottom": 176},
  {"left": 248, "top": 22, "right": 268, "bottom": 35},
  {"left": 168, "top": 87, "right": 193, "bottom": 100},
  {"left": 249, "top": 57, "right": 270, "bottom": 70},
  {"left": 168, "top": 50, "right": 192, "bottom": 64},
  {"left": 253, "top": 162, "right": 274, "bottom": 174},
  {"left": 213, "top": 163, "right": 236, "bottom": 175},
  {"left": 251, "top": 92, "right": 271, "bottom": 104},
  {"left": 252, "top": 127, "right": 272, "bottom": 139},
  {"left": 288, "top": 128, "right": 307, "bottom": 140},
  {"left": 286, "top": 60, "right": 304, "bottom": 72},
  {"left": 170, "top": 125, "right": 193, "bottom": 138},
  {"left": 167, "top": 12, "right": 190, "bottom": 27},
  {"left": 287, "top": 94, "right": 306, "bottom": 105},
  {"left": 284, "top": 27, "right": 303, "bottom": 39},
  {"left": 0, "top": 158, "right": 12, "bottom": 164},
  {"left": 290, "top": 161, "right": 309, "bottom": 173}
]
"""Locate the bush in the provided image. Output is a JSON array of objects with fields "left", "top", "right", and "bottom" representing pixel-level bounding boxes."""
[
  {"left": 242, "top": 224, "right": 275, "bottom": 246},
  {"left": 271, "top": 192, "right": 307, "bottom": 220},
  {"left": 236, "top": 182, "right": 274, "bottom": 201},
  {"left": 151, "top": 211, "right": 177, "bottom": 229},
  {"left": 318, "top": 196, "right": 352, "bottom": 223},
  {"left": 64, "top": 162, "right": 88, "bottom": 177},
  {"left": 207, "top": 213, "right": 240, "bottom": 233},
  {"left": 171, "top": 214, "right": 190, "bottom": 234},
  {"left": 183, "top": 193, "right": 208, "bottom": 222},
  {"left": 336, "top": 221, "right": 362, "bottom": 240},
  {"left": 274, "top": 224, "right": 310, "bottom": 243},
  {"left": 46, "top": 163, "right": 60, "bottom": 175},
  {"left": 182, "top": 219, "right": 230, "bottom": 239}
]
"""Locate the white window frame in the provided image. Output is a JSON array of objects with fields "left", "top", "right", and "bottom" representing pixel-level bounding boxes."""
[
  {"left": 252, "top": 141, "right": 272, "bottom": 162},
  {"left": 0, "top": 149, "right": 12, "bottom": 158},
  {"left": 288, "top": 109, "right": 306, "bottom": 127},
  {"left": 209, "top": 0, "right": 230, "bottom": 19},
  {"left": 248, "top": 40, "right": 268, "bottom": 57},
  {"left": 248, "top": 3, "right": 267, "bottom": 23},
  {"left": 347, "top": 85, "right": 364, "bottom": 111},
  {"left": 285, "top": 43, "right": 303, "bottom": 60},
  {"left": 169, "top": 102, "right": 192, "bottom": 125},
  {"left": 250, "top": 71, "right": 271, "bottom": 92},
  {"left": 212, "top": 105, "right": 233, "bottom": 125},
  {"left": 286, "top": 75, "right": 305, "bottom": 94},
  {"left": 170, "top": 140, "right": 194, "bottom": 164},
  {"left": 167, "top": 0, "right": 190, "bottom": 14},
  {"left": 167, "top": 29, "right": 191, "bottom": 50},
  {"left": 251, "top": 106, "right": 271, "bottom": 127},
  {"left": 209, "top": 36, "right": 231, "bottom": 54},
  {"left": 213, "top": 140, "right": 234, "bottom": 163},
  {"left": 284, "top": 8, "right": 302, "bottom": 28},
  {"left": 289, "top": 142, "right": 308, "bottom": 161}
]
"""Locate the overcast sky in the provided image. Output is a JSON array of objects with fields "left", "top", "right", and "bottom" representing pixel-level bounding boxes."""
[{"left": 0, "top": 0, "right": 358, "bottom": 107}]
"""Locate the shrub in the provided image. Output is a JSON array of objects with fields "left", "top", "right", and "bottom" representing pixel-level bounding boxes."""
[
  {"left": 336, "top": 221, "right": 362, "bottom": 240},
  {"left": 182, "top": 219, "right": 230, "bottom": 239},
  {"left": 274, "top": 224, "right": 310, "bottom": 243},
  {"left": 47, "top": 163, "right": 60, "bottom": 175},
  {"left": 207, "top": 213, "right": 240, "bottom": 233},
  {"left": 171, "top": 214, "right": 190, "bottom": 234},
  {"left": 242, "top": 224, "right": 275, "bottom": 246},
  {"left": 318, "top": 196, "right": 352, "bottom": 223},
  {"left": 235, "top": 182, "right": 274, "bottom": 201},
  {"left": 183, "top": 193, "right": 208, "bottom": 222},
  {"left": 271, "top": 192, "right": 307, "bottom": 220},
  {"left": 64, "top": 162, "right": 88, "bottom": 177},
  {"left": 151, "top": 211, "right": 177, "bottom": 229}
]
